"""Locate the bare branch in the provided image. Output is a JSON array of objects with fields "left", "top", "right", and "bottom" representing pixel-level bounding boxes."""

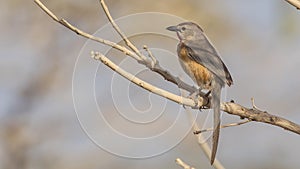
[
  {"left": 34, "top": 0, "right": 141, "bottom": 61},
  {"left": 175, "top": 158, "right": 196, "bottom": 169},
  {"left": 99, "top": 0, "right": 146, "bottom": 60},
  {"left": 285, "top": 0, "right": 300, "bottom": 9},
  {"left": 91, "top": 51, "right": 202, "bottom": 108},
  {"left": 222, "top": 103, "right": 300, "bottom": 135},
  {"left": 91, "top": 51, "right": 300, "bottom": 135},
  {"left": 193, "top": 120, "right": 250, "bottom": 134}
]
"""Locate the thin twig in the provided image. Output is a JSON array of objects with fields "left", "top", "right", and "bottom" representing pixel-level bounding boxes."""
[
  {"left": 143, "top": 45, "right": 157, "bottom": 67},
  {"left": 175, "top": 158, "right": 196, "bottom": 169},
  {"left": 285, "top": 0, "right": 300, "bottom": 9},
  {"left": 193, "top": 120, "right": 250, "bottom": 134},
  {"left": 34, "top": 0, "right": 141, "bottom": 61},
  {"left": 99, "top": 0, "right": 146, "bottom": 60},
  {"left": 251, "top": 97, "right": 261, "bottom": 110}
]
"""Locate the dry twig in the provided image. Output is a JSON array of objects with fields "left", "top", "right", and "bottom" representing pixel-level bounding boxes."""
[
  {"left": 34, "top": 0, "right": 140, "bottom": 61},
  {"left": 143, "top": 45, "right": 157, "bottom": 68},
  {"left": 176, "top": 158, "right": 196, "bottom": 169},
  {"left": 285, "top": 0, "right": 300, "bottom": 9},
  {"left": 99, "top": 0, "right": 145, "bottom": 59}
]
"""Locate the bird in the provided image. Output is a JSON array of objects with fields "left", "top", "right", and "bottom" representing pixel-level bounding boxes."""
[{"left": 166, "top": 22, "right": 233, "bottom": 164}]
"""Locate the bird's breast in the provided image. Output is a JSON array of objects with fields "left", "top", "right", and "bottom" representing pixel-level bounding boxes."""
[{"left": 177, "top": 43, "right": 212, "bottom": 89}]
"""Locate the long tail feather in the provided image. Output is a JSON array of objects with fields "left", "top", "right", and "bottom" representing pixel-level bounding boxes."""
[{"left": 210, "top": 79, "right": 222, "bottom": 165}]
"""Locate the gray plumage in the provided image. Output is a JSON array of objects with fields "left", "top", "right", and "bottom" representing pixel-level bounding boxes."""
[{"left": 167, "top": 22, "right": 233, "bottom": 165}]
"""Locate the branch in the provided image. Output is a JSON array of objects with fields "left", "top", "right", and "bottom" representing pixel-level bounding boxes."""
[
  {"left": 34, "top": 0, "right": 141, "bottom": 61},
  {"left": 222, "top": 102, "right": 300, "bottom": 135},
  {"left": 91, "top": 51, "right": 300, "bottom": 135},
  {"left": 91, "top": 51, "right": 202, "bottom": 108},
  {"left": 285, "top": 0, "right": 300, "bottom": 9},
  {"left": 92, "top": 50, "right": 226, "bottom": 167},
  {"left": 99, "top": 0, "right": 146, "bottom": 60},
  {"left": 175, "top": 158, "right": 196, "bottom": 169}
]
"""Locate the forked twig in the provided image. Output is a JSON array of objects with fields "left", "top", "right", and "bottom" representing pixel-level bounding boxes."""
[{"left": 34, "top": 0, "right": 141, "bottom": 61}]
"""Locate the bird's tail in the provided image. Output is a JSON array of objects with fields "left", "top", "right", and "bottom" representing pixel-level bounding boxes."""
[{"left": 210, "top": 79, "right": 222, "bottom": 165}]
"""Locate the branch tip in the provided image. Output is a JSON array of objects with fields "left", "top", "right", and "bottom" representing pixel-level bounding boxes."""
[{"left": 175, "top": 158, "right": 195, "bottom": 169}]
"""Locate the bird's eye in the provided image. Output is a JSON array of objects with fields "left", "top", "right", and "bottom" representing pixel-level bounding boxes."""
[{"left": 181, "top": 27, "right": 186, "bottom": 31}]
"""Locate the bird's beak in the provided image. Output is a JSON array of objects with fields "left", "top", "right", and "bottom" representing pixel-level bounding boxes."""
[{"left": 166, "top": 25, "right": 179, "bottom": 32}]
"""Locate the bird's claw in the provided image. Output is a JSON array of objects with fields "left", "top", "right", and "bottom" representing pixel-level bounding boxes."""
[{"left": 186, "top": 91, "right": 201, "bottom": 109}]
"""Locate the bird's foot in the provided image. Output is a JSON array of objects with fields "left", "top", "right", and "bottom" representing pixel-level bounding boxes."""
[
  {"left": 184, "top": 91, "right": 201, "bottom": 109},
  {"left": 201, "top": 90, "right": 211, "bottom": 108}
]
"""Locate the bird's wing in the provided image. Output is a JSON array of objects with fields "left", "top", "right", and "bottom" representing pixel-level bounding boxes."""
[{"left": 184, "top": 41, "right": 232, "bottom": 86}]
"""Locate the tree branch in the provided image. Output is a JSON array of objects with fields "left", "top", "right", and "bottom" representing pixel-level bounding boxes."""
[
  {"left": 285, "top": 0, "right": 300, "bottom": 9},
  {"left": 91, "top": 51, "right": 300, "bottom": 135},
  {"left": 222, "top": 102, "right": 300, "bottom": 135},
  {"left": 91, "top": 51, "right": 202, "bottom": 108}
]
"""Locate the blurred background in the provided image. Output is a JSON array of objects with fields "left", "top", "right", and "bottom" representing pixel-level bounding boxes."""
[{"left": 1, "top": 0, "right": 300, "bottom": 169}]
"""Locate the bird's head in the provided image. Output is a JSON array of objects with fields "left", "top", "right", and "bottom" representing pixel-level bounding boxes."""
[{"left": 166, "top": 22, "right": 204, "bottom": 41}]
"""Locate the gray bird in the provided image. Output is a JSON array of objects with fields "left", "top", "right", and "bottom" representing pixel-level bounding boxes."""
[{"left": 166, "top": 22, "right": 233, "bottom": 164}]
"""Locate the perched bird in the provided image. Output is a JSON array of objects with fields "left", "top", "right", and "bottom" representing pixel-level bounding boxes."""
[{"left": 166, "top": 22, "right": 233, "bottom": 164}]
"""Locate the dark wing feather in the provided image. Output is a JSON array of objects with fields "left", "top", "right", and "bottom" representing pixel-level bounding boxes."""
[{"left": 184, "top": 41, "right": 233, "bottom": 86}]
